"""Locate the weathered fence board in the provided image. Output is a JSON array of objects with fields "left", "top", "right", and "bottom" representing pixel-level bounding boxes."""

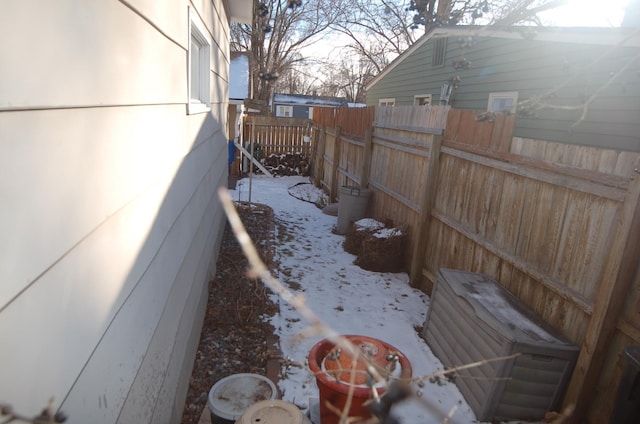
[
  {"left": 511, "top": 137, "right": 640, "bottom": 177},
  {"left": 566, "top": 173, "right": 640, "bottom": 420},
  {"left": 244, "top": 116, "right": 312, "bottom": 157},
  {"left": 330, "top": 127, "right": 342, "bottom": 201},
  {"left": 321, "top": 128, "right": 337, "bottom": 196},
  {"left": 366, "top": 119, "right": 436, "bottom": 263},
  {"left": 444, "top": 108, "right": 516, "bottom": 151},
  {"left": 308, "top": 105, "right": 640, "bottom": 424},
  {"left": 313, "top": 106, "right": 375, "bottom": 138},
  {"left": 337, "top": 133, "right": 365, "bottom": 187}
]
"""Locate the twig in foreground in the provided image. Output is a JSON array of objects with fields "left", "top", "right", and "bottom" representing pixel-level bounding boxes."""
[{"left": 218, "top": 188, "right": 388, "bottom": 385}]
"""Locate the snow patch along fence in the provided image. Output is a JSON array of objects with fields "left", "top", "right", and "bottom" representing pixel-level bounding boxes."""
[{"left": 308, "top": 104, "right": 640, "bottom": 424}]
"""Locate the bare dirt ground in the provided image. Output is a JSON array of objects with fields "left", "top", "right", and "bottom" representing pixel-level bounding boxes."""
[{"left": 180, "top": 202, "right": 279, "bottom": 424}]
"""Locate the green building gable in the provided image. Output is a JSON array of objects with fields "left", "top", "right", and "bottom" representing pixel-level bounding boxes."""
[{"left": 366, "top": 27, "right": 640, "bottom": 152}]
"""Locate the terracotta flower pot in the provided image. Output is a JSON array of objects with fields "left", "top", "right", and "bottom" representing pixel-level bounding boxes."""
[{"left": 308, "top": 335, "right": 412, "bottom": 424}]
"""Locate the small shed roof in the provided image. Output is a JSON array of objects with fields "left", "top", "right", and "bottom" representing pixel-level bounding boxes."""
[{"left": 273, "top": 93, "right": 348, "bottom": 107}]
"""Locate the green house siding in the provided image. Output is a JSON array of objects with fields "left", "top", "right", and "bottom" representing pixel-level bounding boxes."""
[
  {"left": 367, "top": 29, "right": 640, "bottom": 152},
  {"left": 368, "top": 41, "right": 451, "bottom": 105}
]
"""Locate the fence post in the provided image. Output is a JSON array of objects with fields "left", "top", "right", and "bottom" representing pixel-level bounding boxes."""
[
  {"left": 562, "top": 174, "right": 640, "bottom": 423},
  {"left": 409, "top": 134, "right": 442, "bottom": 292},
  {"left": 330, "top": 126, "right": 342, "bottom": 203},
  {"left": 360, "top": 126, "right": 373, "bottom": 188},
  {"left": 310, "top": 125, "right": 320, "bottom": 185},
  {"left": 314, "top": 126, "right": 327, "bottom": 188}
]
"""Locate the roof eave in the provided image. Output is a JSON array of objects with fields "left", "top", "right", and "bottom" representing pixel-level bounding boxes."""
[{"left": 227, "top": 0, "right": 253, "bottom": 24}]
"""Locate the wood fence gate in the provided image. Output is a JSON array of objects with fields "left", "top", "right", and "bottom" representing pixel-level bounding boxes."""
[{"left": 243, "top": 115, "right": 313, "bottom": 157}]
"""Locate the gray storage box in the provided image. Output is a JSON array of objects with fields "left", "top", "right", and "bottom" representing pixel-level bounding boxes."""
[{"left": 423, "top": 269, "right": 578, "bottom": 422}]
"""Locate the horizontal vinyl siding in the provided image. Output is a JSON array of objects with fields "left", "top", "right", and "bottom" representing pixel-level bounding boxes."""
[
  {"left": 0, "top": 105, "right": 189, "bottom": 310},
  {"left": 59, "top": 134, "right": 227, "bottom": 423},
  {"left": 368, "top": 41, "right": 451, "bottom": 105},
  {"left": 152, "top": 195, "right": 226, "bottom": 424},
  {"left": 0, "top": 1, "right": 186, "bottom": 109},
  {"left": 0, "top": 0, "right": 231, "bottom": 422},
  {"left": 124, "top": 0, "right": 188, "bottom": 46}
]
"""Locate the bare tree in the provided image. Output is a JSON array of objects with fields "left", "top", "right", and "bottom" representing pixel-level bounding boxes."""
[
  {"left": 231, "top": 0, "right": 348, "bottom": 102},
  {"left": 408, "top": 0, "right": 569, "bottom": 28},
  {"left": 277, "top": 56, "right": 325, "bottom": 96},
  {"left": 326, "top": 0, "right": 569, "bottom": 102},
  {"left": 320, "top": 55, "right": 378, "bottom": 103},
  {"left": 490, "top": 0, "right": 571, "bottom": 25},
  {"left": 230, "top": 0, "right": 573, "bottom": 103},
  {"left": 330, "top": 0, "right": 421, "bottom": 74}
]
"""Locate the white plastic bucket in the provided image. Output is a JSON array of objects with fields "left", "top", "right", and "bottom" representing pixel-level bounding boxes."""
[
  {"left": 235, "top": 399, "right": 311, "bottom": 424},
  {"left": 208, "top": 373, "right": 278, "bottom": 423}
]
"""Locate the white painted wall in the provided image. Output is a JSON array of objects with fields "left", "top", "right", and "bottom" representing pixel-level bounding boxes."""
[{"left": 0, "top": 1, "right": 250, "bottom": 422}]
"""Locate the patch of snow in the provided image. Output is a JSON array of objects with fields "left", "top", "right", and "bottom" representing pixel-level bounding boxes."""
[
  {"left": 373, "top": 228, "right": 403, "bottom": 239},
  {"left": 467, "top": 282, "right": 560, "bottom": 343},
  {"left": 287, "top": 182, "right": 328, "bottom": 206},
  {"left": 354, "top": 218, "right": 385, "bottom": 231},
  {"left": 229, "top": 175, "right": 541, "bottom": 424}
]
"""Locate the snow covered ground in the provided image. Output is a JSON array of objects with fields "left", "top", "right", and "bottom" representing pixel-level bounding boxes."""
[{"left": 229, "top": 175, "right": 514, "bottom": 424}]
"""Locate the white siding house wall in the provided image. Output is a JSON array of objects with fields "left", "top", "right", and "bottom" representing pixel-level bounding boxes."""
[{"left": 0, "top": 1, "right": 249, "bottom": 422}]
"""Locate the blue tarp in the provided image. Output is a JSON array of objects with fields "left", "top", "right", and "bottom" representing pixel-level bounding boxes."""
[{"left": 228, "top": 140, "right": 236, "bottom": 170}]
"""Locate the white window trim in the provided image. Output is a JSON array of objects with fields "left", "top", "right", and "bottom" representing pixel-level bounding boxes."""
[
  {"left": 276, "top": 105, "right": 293, "bottom": 117},
  {"left": 488, "top": 91, "right": 518, "bottom": 113},
  {"left": 188, "top": 8, "right": 211, "bottom": 115},
  {"left": 379, "top": 98, "right": 395, "bottom": 106},
  {"left": 414, "top": 94, "right": 432, "bottom": 106}
]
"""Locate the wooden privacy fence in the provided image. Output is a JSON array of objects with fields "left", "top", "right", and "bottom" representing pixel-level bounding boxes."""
[
  {"left": 312, "top": 106, "right": 375, "bottom": 138},
  {"left": 309, "top": 105, "right": 640, "bottom": 424},
  {"left": 243, "top": 115, "right": 313, "bottom": 157}
]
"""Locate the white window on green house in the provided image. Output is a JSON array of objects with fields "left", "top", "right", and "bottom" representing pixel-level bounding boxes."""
[
  {"left": 379, "top": 98, "right": 395, "bottom": 106},
  {"left": 276, "top": 105, "right": 293, "bottom": 117},
  {"left": 188, "top": 8, "right": 211, "bottom": 114},
  {"left": 414, "top": 94, "right": 432, "bottom": 106},
  {"left": 488, "top": 92, "right": 518, "bottom": 113}
]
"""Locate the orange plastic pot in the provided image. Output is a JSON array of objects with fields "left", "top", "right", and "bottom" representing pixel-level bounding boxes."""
[{"left": 308, "top": 335, "right": 412, "bottom": 424}]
